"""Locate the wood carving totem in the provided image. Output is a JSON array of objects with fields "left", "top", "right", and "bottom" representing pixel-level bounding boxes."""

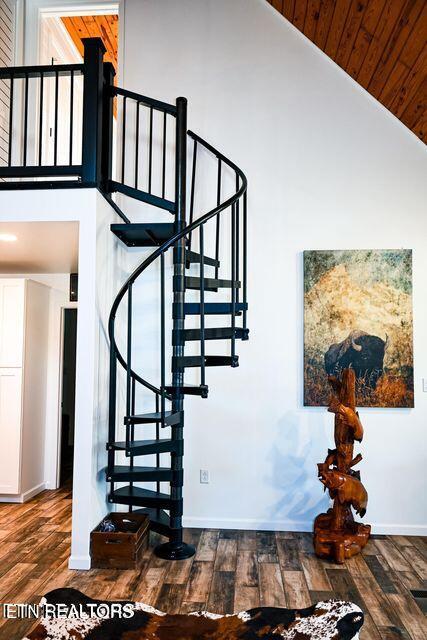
[{"left": 313, "top": 368, "right": 371, "bottom": 563}]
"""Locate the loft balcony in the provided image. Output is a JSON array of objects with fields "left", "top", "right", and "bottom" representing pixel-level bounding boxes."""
[{"left": 0, "top": 37, "right": 178, "bottom": 219}]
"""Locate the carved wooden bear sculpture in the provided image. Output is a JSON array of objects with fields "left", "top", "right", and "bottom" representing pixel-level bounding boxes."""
[
  {"left": 318, "top": 468, "right": 368, "bottom": 517},
  {"left": 314, "top": 368, "right": 371, "bottom": 563}
]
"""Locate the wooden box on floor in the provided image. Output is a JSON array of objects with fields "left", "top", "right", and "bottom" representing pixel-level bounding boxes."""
[{"left": 91, "top": 513, "right": 149, "bottom": 569}]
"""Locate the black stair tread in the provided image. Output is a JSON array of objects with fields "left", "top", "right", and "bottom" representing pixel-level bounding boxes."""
[
  {"left": 182, "top": 302, "right": 248, "bottom": 315},
  {"left": 173, "top": 355, "right": 238, "bottom": 368},
  {"left": 176, "top": 327, "right": 249, "bottom": 341},
  {"left": 185, "top": 276, "right": 241, "bottom": 290},
  {"left": 106, "top": 465, "right": 173, "bottom": 481},
  {"left": 186, "top": 251, "right": 220, "bottom": 268},
  {"left": 108, "top": 439, "right": 175, "bottom": 451},
  {"left": 111, "top": 223, "right": 175, "bottom": 247},
  {"left": 111, "top": 485, "right": 173, "bottom": 502},
  {"left": 124, "top": 411, "right": 181, "bottom": 425},
  {"left": 164, "top": 384, "right": 209, "bottom": 398},
  {"left": 134, "top": 508, "right": 176, "bottom": 535}
]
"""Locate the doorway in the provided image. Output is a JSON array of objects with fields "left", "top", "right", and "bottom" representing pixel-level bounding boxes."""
[{"left": 59, "top": 308, "right": 77, "bottom": 487}]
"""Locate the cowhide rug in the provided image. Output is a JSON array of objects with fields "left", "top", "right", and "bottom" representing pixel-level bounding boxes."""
[{"left": 24, "top": 588, "right": 364, "bottom": 639}]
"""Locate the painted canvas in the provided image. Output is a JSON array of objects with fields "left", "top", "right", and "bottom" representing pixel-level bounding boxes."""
[{"left": 304, "top": 250, "right": 413, "bottom": 408}]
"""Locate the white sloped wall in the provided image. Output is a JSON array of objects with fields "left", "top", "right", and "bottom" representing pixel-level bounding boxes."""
[{"left": 119, "top": 0, "right": 427, "bottom": 534}]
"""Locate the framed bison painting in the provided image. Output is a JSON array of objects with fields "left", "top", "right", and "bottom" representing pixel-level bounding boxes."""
[{"left": 303, "top": 249, "right": 414, "bottom": 408}]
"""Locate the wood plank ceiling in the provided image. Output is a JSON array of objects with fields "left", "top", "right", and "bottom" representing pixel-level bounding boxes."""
[
  {"left": 267, "top": 0, "right": 427, "bottom": 143},
  {"left": 61, "top": 15, "right": 118, "bottom": 70}
]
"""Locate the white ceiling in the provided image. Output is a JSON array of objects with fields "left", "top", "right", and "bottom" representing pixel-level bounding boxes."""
[{"left": 0, "top": 222, "right": 79, "bottom": 274}]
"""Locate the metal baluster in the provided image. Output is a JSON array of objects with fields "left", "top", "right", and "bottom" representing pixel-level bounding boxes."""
[
  {"left": 8, "top": 76, "right": 13, "bottom": 166},
  {"left": 215, "top": 159, "right": 222, "bottom": 279},
  {"left": 162, "top": 111, "right": 167, "bottom": 199},
  {"left": 187, "top": 139, "right": 197, "bottom": 261},
  {"left": 160, "top": 252, "right": 166, "bottom": 428},
  {"left": 148, "top": 106, "right": 153, "bottom": 193},
  {"left": 108, "top": 343, "right": 117, "bottom": 502},
  {"left": 155, "top": 394, "right": 160, "bottom": 504},
  {"left": 231, "top": 202, "right": 236, "bottom": 359},
  {"left": 126, "top": 284, "right": 133, "bottom": 450},
  {"left": 134, "top": 101, "right": 139, "bottom": 189},
  {"left": 243, "top": 190, "right": 248, "bottom": 332},
  {"left": 199, "top": 225, "right": 206, "bottom": 386},
  {"left": 23, "top": 73, "right": 28, "bottom": 166},
  {"left": 38, "top": 74, "right": 43, "bottom": 166},
  {"left": 235, "top": 175, "right": 240, "bottom": 303},
  {"left": 121, "top": 96, "right": 127, "bottom": 184},
  {"left": 129, "top": 376, "right": 135, "bottom": 512},
  {"left": 69, "top": 70, "right": 74, "bottom": 166},
  {"left": 54, "top": 70, "right": 59, "bottom": 166}
]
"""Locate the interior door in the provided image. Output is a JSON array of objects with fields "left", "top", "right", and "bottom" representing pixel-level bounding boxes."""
[{"left": 0, "top": 368, "right": 22, "bottom": 494}]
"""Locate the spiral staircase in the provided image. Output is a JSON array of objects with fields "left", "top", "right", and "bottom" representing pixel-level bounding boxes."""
[
  {"left": 105, "top": 94, "right": 249, "bottom": 559},
  {"left": 0, "top": 38, "right": 248, "bottom": 561}
]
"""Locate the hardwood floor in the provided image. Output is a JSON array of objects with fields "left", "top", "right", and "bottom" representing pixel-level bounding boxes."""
[{"left": 0, "top": 487, "right": 425, "bottom": 640}]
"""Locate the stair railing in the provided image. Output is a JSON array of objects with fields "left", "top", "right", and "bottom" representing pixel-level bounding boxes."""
[{"left": 108, "top": 130, "right": 248, "bottom": 412}]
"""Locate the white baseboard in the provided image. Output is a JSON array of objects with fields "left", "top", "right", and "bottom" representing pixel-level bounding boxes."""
[
  {"left": 68, "top": 555, "right": 91, "bottom": 570},
  {"left": 182, "top": 516, "right": 427, "bottom": 536},
  {"left": 370, "top": 523, "right": 427, "bottom": 536},
  {"left": 0, "top": 482, "right": 47, "bottom": 504},
  {"left": 182, "top": 516, "right": 313, "bottom": 532}
]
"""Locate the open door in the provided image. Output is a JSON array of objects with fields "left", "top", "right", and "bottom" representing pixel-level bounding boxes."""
[{"left": 59, "top": 308, "right": 77, "bottom": 487}]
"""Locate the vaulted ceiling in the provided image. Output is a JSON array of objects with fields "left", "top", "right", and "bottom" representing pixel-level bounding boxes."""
[
  {"left": 267, "top": 0, "right": 427, "bottom": 143},
  {"left": 61, "top": 15, "right": 118, "bottom": 70}
]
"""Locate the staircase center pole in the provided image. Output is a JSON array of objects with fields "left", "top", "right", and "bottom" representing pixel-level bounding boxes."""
[{"left": 155, "top": 97, "right": 195, "bottom": 560}]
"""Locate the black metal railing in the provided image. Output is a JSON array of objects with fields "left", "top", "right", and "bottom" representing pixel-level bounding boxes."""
[
  {"left": 106, "top": 85, "right": 177, "bottom": 213},
  {"left": 0, "top": 38, "right": 112, "bottom": 188},
  {"left": 108, "top": 125, "right": 248, "bottom": 453}
]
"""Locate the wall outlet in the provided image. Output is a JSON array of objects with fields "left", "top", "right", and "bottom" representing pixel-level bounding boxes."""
[
  {"left": 200, "top": 469, "right": 209, "bottom": 484},
  {"left": 423, "top": 378, "right": 427, "bottom": 392}
]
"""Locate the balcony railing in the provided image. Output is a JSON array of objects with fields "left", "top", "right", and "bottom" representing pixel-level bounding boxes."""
[{"left": 0, "top": 38, "right": 114, "bottom": 190}]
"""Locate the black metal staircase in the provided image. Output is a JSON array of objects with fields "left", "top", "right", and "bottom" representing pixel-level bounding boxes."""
[
  {"left": 107, "top": 116, "right": 249, "bottom": 559},
  {"left": 0, "top": 38, "right": 248, "bottom": 561}
]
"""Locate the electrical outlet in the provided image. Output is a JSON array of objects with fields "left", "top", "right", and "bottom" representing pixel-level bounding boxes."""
[
  {"left": 423, "top": 378, "right": 427, "bottom": 392},
  {"left": 200, "top": 469, "right": 209, "bottom": 484}
]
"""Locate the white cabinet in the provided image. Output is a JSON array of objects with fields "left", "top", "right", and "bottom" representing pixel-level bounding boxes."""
[
  {"left": 0, "top": 279, "right": 50, "bottom": 501},
  {"left": 0, "top": 279, "right": 25, "bottom": 367},
  {"left": 0, "top": 368, "right": 22, "bottom": 493}
]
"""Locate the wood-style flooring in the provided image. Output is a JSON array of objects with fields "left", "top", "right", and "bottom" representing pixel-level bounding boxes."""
[{"left": 0, "top": 487, "right": 425, "bottom": 640}]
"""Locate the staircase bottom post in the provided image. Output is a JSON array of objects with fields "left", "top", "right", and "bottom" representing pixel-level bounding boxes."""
[{"left": 154, "top": 96, "right": 194, "bottom": 561}]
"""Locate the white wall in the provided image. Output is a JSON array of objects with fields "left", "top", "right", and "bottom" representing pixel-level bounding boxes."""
[
  {"left": 0, "top": 189, "right": 124, "bottom": 568},
  {"left": 121, "top": 0, "right": 427, "bottom": 535}
]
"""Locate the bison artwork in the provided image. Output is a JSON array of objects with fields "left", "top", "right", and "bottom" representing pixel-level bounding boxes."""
[{"left": 324, "top": 330, "right": 389, "bottom": 389}]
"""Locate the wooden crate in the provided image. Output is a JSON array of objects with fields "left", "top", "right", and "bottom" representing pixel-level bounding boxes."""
[{"left": 91, "top": 512, "right": 149, "bottom": 569}]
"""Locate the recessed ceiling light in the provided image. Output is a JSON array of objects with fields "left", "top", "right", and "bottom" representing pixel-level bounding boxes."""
[{"left": 0, "top": 233, "right": 17, "bottom": 242}]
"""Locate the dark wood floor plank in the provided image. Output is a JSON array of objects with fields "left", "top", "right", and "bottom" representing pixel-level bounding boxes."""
[
  {"left": 387, "top": 593, "right": 427, "bottom": 640},
  {"left": 155, "top": 583, "right": 186, "bottom": 614},
  {"left": 234, "top": 585, "right": 259, "bottom": 612},
  {"left": 195, "top": 529, "right": 219, "bottom": 562},
  {"left": 182, "top": 560, "right": 214, "bottom": 605},
  {"left": 238, "top": 530, "right": 257, "bottom": 551},
  {"left": 259, "top": 563, "right": 286, "bottom": 607},
  {"left": 236, "top": 549, "right": 258, "bottom": 587},
  {"left": 256, "top": 530, "right": 278, "bottom": 563},
  {"left": 281, "top": 570, "right": 311, "bottom": 608},
  {"left": 207, "top": 570, "right": 235, "bottom": 614},
  {"left": 214, "top": 538, "right": 237, "bottom": 572},
  {"left": 276, "top": 535, "right": 301, "bottom": 570},
  {"left": 364, "top": 554, "right": 399, "bottom": 594}
]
